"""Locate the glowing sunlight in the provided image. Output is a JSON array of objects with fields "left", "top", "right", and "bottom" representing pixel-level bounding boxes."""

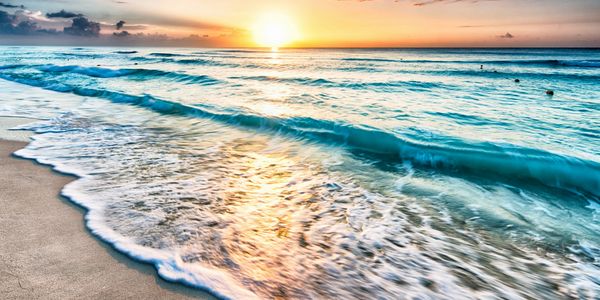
[{"left": 252, "top": 12, "right": 299, "bottom": 50}]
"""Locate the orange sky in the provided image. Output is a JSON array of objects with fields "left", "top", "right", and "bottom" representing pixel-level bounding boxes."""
[
  {"left": 5, "top": 0, "right": 600, "bottom": 47},
  {"left": 127, "top": 0, "right": 600, "bottom": 47}
]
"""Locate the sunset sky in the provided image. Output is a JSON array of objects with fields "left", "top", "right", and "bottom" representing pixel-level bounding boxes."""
[{"left": 1, "top": 0, "right": 599, "bottom": 47}]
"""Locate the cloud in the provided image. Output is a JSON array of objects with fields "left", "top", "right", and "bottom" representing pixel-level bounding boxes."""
[
  {"left": 0, "top": 9, "right": 45, "bottom": 35},
  {"left": 1, "top": 4, "right": 241, "bottom": 46},
  {"left": 1, "top": 9, "right": 105, "bottom": 38},
  {"left": 63, "top": 16, "right": 100, "bottom": 36},
  {"left": 0, "top": 10, "right": 16, "bottom": 31},
  {"left": 498, "top": 32, "right": 514, "bottom": 38},
  {"left": 113, "top": 30, "right": 129, "bottom": 37},
  {"left": 13, "top": 19, "right": 36, "bottom": 34},
  {"left": 0, "top": 2, "right": 24, "bottom": 9},
  {"left": 100, "top": 22, "right": 146, "bottom": 31},
  {"left": 116, "top": 20, "right": 125, "bottom": 30},
  {"left": 46, "top": 10, "right": 83, "bottom": 19}
]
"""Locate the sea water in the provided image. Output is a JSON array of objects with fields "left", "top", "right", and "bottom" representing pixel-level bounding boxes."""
[{"left": 0, "top": 47, "right": 599, "bottom": 299}]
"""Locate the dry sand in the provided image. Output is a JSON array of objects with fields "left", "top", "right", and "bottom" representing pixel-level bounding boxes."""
[{"left": 0, "top": 119, "right": 215, "bottom": 299}]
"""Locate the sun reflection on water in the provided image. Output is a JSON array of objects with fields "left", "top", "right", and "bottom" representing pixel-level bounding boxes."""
[{"left": 219, "top": 138, "right": 305, "bottom": 285}]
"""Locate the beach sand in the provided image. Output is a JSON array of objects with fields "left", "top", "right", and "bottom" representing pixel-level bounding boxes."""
[{"left": 0, "top": 118, "right": 215, "bottom": 299}]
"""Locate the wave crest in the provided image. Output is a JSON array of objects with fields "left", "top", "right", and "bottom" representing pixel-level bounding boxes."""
[
  {"left": 35, "top": 64, "right": 221, "bottom": 85},
  {"left": 341, "top": 58, "right": 600, "bottom": 68},
  {"left": 1, "top": 72, "right": 597, "bottom": 197}
]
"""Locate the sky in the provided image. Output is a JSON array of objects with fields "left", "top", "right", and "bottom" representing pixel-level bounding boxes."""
[{"left": 0, "top": 0, "right": 599, "bottom": 47}]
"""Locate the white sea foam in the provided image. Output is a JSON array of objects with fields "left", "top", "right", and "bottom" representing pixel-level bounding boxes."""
[{"left": 1, "top": 47, "right": 599, "bottom": 299}]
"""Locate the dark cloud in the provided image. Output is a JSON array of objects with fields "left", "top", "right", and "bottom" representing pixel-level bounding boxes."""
[
  {"left": 64, "top": 17, "right": 100, "bottom": 36},
  {"left": 1, "top": 4, "right": 248, "bottom": 46},
  {"left": 0, "top": 10, "right": 16, "bottom": 33},
  {"left": 46, "top": 10, "right": 83, "bottom": 19},
  {"left": 116, "top": 20, "right": 125, "bottom": 30},
  {"left": 0, "top": 10, "right": 43, "bottom": 35},
  {"left": 113, "top": 30, "right": 129, "bottom": 37},
  {"left": 100, "top": 22, "right": 147, "bottom": 31},
  {"left": 13, "top": 19, "right": 36, "bottom": 34},
  {"left": 0, "top": 10, "right": 14, "bottom": 23},
  {"left": 0, "top": 2, "right": 24, "bottom": 9},
  {"left": 498, "top": 32, "right": 514, "bottom": 38},
  {"left": 35, "top": 28, "right": 59, "bottom": 35},
  {"left": 1, "top": 9, "right": 103, "bottom": 38}
]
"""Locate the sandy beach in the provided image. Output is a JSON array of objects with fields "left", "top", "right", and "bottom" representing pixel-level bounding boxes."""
[{"left": 0, "top": 118, "right": 214, "bottom": 299}]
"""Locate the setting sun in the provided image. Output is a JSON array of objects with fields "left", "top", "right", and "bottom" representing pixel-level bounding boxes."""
[{"left": 252, "top": 12, "right": 299, "bottom": 50}]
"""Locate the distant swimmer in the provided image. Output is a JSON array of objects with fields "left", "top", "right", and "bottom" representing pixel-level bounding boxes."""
[
  {"left": 514, "top": 79, "right": 520, "bottom": 83},
  {"left": 546, "top": 90, "right": 555, "bottom": 96},
  {"left": 480, "top": 65, "right": 483, "bottom": 70}
]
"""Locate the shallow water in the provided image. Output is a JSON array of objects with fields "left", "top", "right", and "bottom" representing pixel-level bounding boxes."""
[{"left": 0, "top": 47, "right": 599, "bottom": 299}]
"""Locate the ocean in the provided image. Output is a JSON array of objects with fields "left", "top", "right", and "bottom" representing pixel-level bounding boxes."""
[{"left": 0, "top": 46, "right": 598, "bottom": 299}]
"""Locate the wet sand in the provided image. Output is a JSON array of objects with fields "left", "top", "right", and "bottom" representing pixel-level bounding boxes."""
[{"left": 0, "top": 119, "right": 215, "bottom": 299}]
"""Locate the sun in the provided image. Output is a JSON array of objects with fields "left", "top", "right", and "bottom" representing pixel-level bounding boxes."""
[{"left": 252, "top": 12, "right": 299, "bottom": 51}]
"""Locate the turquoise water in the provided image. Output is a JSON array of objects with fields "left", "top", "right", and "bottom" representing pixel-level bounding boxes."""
[{"left": 0, "top": 47, "right": 599, "bottom": 299}]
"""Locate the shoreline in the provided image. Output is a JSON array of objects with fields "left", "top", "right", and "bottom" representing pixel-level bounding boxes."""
[{"left": 0, "top": 120, "right": 215, "bottom": 299}]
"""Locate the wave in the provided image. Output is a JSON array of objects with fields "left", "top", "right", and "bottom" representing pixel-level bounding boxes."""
[
  {"left": 337, "top": 66, "right": 384, "bottom": 73},
  {"left": 132, "top": 56, "right": 223, "bottom": 65},
  {"left": 426, "top": 111, "right": 512, "bottom": 127},
  {"left": 39, "top": 65, "right": 139, "bottom": 78},
  {"left": 1, "top": 73, "right": 598, "bottom": 197},
  {"left": 230, "top": 75, "right": 448, "bottom": 91},
  {"left": 130, "top": 56, "right": 263, "bottom": 69},
  {"left": 424, "top": 69, "right": 600, "bottom": 82},
  {"left": 149, "top": 52, "right": 187, "bottom": 57},
  {"left": 559, "top": 60, "right": 600, "bottom": 68},
  {"left": 483, "top": 59, "right": 600, "bottom": 68},
  {"left": 0, "top": 64, "right": 25, "bottom": 70},
  {"left": 230, "top": 75, "right": 336, "bottom": 86},
  {"left": 34, "top": 64, "right": 221, "bottom": 85},
  {"left": 425, "top": 49, "right": 600, "bottom": 57},
  {"left": 341, "top": 57, "right": 403, "bottom": 63},
  {"left": 55, "top": 52, "right": 103, "bottom": 59},
  {"left": 12, "top": 143, "right": 258, "bottom": 299},
  {"left": 341, "top": 58, "right": 600, "bottom": 68}
]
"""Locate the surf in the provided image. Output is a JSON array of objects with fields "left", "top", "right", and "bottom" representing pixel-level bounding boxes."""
[{"left": 0, "top": 71, "right": 597, "bottom": 198}]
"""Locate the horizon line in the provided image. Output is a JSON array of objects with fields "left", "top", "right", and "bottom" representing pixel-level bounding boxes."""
[{"left": 1, "top": 44, "right": 599, "bottom": 50}]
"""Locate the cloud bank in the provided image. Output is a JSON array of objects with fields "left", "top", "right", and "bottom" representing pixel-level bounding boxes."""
[
  {"left": 0, "top": 2, "right": 23, "bottom": 9},
  {"left": 46, "top": 10, "right": 83, "bottom": 19},
  {"left": 63, "top": 16, "right": 100, "bottom": 36},
  {"left": 0, "top": 4, "right": 245, "bottom": 47}
]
